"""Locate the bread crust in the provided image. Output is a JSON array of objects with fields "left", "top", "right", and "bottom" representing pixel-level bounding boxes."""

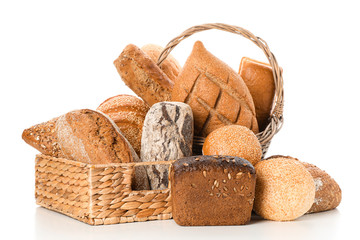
[
  {"left": 141, "top": 44, "right": 181, "bottom": 83},
  {"left": 171, "top": 155, "right": 256, "bottom": 226},
  {"left": 203, "top": 125, "right": 262, "bottom": 166},
  {"left": 171, "top": 41, "right": 258, "bottom": 136},
  {"left": 97, "top": 94, "right": 149, "bottom": 156},
  {"left": 114, "top": 44, "right": 174, "bottom": 106},
  {"left": 239, "top": 57, "right": 275, "bottom": 132},
  {"left": 265, "top": 155, "right": 342, "bottom": 213},
  {"left": 254, "top": 157, "right": 315, "bottom": 221}
]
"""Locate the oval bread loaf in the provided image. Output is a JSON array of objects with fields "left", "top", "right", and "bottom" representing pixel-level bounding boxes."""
[{"left": 97, "top": 94, "right": 149, "bottom": 156}]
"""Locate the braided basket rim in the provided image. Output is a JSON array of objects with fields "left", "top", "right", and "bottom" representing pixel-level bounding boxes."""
[{"left": 156, "top": 23, "right": 284, "bottom": 157}]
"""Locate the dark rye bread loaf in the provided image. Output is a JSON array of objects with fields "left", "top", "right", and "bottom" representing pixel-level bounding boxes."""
[
  {"left": 170, "top": 155, "right": 256, "bottom": 226},
  {"left": 171, "top": 41, "right": 259, "bottom": 137}
]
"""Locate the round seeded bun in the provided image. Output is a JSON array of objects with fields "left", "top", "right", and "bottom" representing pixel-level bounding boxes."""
[
  {"left": 202, "top": 125, "right": 262, "bottom": 166},
  {"left": 254, "top": 157, "right": 316, "bottom": 221}
]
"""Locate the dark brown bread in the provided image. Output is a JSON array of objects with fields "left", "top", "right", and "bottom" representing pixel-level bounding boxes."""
[
  {"left": 97, "top": 94, "right": 149, "bottom": 156},
  {"left": 170, "top": 155, "right": 256, "bottom": 226},
  {"left": 114, "top": 44, "right": 174, "bottom": 106},
  {"left": 171, "top": 41, "right": 258, "bottom": 137}
]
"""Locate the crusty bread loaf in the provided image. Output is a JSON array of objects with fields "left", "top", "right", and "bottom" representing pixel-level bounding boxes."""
[
  {"left": 97, "top": 94, "right": 149, "bottom": 156},
  {"left": 171, "top": 41, "right": 259, "bottom": 137},
  {"left": 55, "top": 109, "right": 133, "bottom": 164},
  {"left": 22, "top": 117, "right": 62, "bottom": 157},
  {"left": 170, "top": 155, "right": 256, "bottom": 226},
  {"left": 302, "top": 162, "right": 342, "bottom": 213},
  {"left": 114, "top": 44, "right": 174, "bottom": 106},
  {"left": 266, "top": 155, "right": 342, "bottom": 213},
  {"left": 22, "top": 109, "right": 150, "bottom": 190},
  {"left": 254, "top": 157, "right": 315, "bottom": 221},
  {"left": 202, "top": 125, "right": 262, "bottom": 166},
  {"left": 239, "top": 57, "right": 275, "bottom": 132},
  {"left": 141, "top": 102, "right": 193, "bottom": 190},
  {"left": 141, "top": 44, "right": 181, "bottom": 83}
]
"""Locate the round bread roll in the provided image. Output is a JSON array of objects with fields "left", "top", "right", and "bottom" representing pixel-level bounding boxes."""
[
  {"left": 97, "top": 94, "right": 149, "bottom": 156},
  {"left": 254, "top": 157, "right": 316, "bottom": 221},
  {"left": 202, "top": 125, "right": 262, "bottom": 166}
]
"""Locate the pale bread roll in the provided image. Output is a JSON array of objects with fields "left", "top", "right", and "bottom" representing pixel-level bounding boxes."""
[{"left": 254, "top": 157, "right": 315, "bottom": 221}]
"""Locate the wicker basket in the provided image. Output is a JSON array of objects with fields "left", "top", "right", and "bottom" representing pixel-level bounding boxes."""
[
  {"left": 35, "top": 154, "right": 173, "bottom": 225},
  {"left": 34, "top": 23, "right": 284, "bottom": 225},
  {"left": 157, "top": 23, "right": 284, "bottom": 157}
]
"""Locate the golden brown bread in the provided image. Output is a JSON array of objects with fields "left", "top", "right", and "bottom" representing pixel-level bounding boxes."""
[
  {"left": 254, "top": 157, "right": 315, "bottom": 221},
  {"left": 97, "top": 94, "right": 149, "bottom": 156},
  {"left": 114, "top": 44, "right": 174, "bottom": 106},
  {"left": 202, "top": 125, "right": 262, "bottom": 166},
  {"left": 170, "top": 155, "right": 256, "bottom": 226},
  {"left": 141, "top": 44, "right": 181, "bottom": 83},
  {"left": 171, "top": 41, "right": 258, "bottom": 137},
  {"left": 22, "top": 117, "right": 62, "bottom": 157},
  {"left": 23, "top": 109, "right": 150, "bottom": 190},
  {"left": 239, "top": 57, "right": 275, "bottom": 132}
]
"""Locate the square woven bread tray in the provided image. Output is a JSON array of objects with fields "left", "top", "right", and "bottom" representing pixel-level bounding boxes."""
[{"left": 35, "top": 154, "right": 173, "bottom": 225}]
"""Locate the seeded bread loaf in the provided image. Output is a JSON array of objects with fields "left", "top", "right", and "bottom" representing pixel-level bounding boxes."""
[
  {"left": 170, "top": 155, "right": 256, "bottom": 226},
  {"left": 141, "top": 44, "right": 181, "bottom": 83},
  {"left": 171, "top": 41, "right": 259, "bottom": 137},
  {"left": 97, "top": 94, "right": 149, "bottom": 156},
  {"left": 22, "top": 117, "right": 62, "bottom": 157},
  {"left": 114, "top": 44, "right": 174, "bottom": 106},
  {"left": 239, "top": 57, "right": 276, "bottom": 132}
]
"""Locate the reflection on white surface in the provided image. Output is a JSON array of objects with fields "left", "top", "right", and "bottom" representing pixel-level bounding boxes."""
[{"left": 35, "top": 207, "right": 343, "bottom": 240}]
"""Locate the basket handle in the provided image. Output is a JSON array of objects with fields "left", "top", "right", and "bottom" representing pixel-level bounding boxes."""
[{"left": 157, "top": 23, "right": 284, "bottom": 154}]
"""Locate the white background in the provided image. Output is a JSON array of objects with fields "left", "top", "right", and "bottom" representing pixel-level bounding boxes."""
[{"left": 1, "top": 0, "right": 359, "bottom": 239}]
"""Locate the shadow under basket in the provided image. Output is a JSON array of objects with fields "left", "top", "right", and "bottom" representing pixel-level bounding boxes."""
[{"left": 35, "top": 154, "right": 173, "bottom": 225}]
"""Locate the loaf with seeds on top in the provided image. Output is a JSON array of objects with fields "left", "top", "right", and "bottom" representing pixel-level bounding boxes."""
[{"left": 170, "top": 155, "right": 256, "bottom": 226}]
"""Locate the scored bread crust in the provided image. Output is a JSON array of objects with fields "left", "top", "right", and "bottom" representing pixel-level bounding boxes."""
[
  {"left": 114, "top": 44, "right": 174, "bottom": 106},
  {"left": 141, "top": 44, "right": 181, "bottom": 83},
  {"left": 171, "top": 41, "right": 258, "bottom": 137}
]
